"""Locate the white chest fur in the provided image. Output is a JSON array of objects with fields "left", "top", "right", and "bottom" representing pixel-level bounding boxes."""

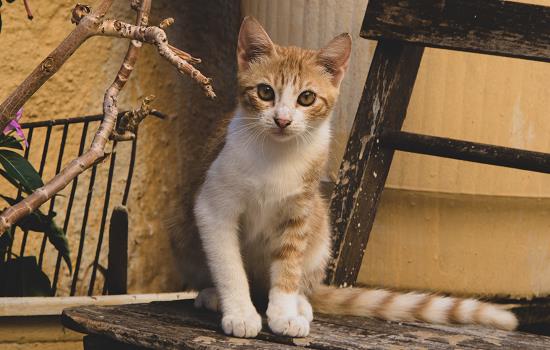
[{"left": 222, "top": 122, "right": 326, "bottom": 230}]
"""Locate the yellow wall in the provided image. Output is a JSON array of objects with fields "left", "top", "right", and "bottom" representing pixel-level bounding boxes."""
[
  {"left": 0, "top": 316, "right": 82, "bottom": 350},
  {"left": 242, "top": 0, "right": 550, "bottom": 298}
]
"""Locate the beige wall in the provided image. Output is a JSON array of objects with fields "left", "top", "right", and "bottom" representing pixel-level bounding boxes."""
[
  {"left": 0, "top": 316, "right": 82, "bottom": 350},
  {"left": 242, "top": 0, "right": 550, "bottom": 298}
]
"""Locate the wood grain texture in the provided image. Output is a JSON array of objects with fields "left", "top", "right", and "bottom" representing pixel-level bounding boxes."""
[
  {"left": 362, "top": 0, "right": 550, "bottom": 62},
  {"left": 327, "top": 41, "right": 424, "bottom": 286},
  {"left": 381, "top": 130, "right": 550, "bottom": 173},
  {"left": 62, "top": 300, "right": 550, "bottom": 349}
]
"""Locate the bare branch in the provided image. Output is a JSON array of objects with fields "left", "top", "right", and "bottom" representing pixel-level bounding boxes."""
[
  {"left": 149, "top": 109, "right": 175, "bottom": 121},
  {"left": 169, "top": 44, "right": 201, "bottom": 65},
  {"left": 97, "top": 19, "right": 215, "bottom": 98},
  {"left": 159, "top": 17, "right": 174, "bottom": 29},
  {"left": 0, "top": 0, "right": 204, "bottom": 233},
  {"left": 110, "top": 95, "right": 156, "bottom": 141},
  {"left": 0, "top": 0, "right": 115, "bottom": 130},
  {"left": 23, "top": 0, "right": 34, "bottom": 20},
  {"left": 0, "top": 0, "right": 215, "bottom": 132},
  {"left": 71, "top": 4, "right": 92, "bottom": 25}
]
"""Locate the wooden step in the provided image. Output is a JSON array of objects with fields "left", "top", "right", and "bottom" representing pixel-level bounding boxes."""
[{"left": 62, "top": 299, "right": 550, "bottom": 349}]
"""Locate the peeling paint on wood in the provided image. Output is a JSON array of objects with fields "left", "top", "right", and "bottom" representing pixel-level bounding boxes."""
[
  {"left": 327, "top": 40, "right": 424, "bottom": 286},
  {"left": 361, "top": 0, "right": 550, "bottom": 63},
  {"left": 62, "top": 300, "right": 550, "bottom": 349}
]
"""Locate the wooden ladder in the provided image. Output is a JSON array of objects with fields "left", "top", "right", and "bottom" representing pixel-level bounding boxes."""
[{"left": 326, "top": 0, "right": 550, "bottom": 286}]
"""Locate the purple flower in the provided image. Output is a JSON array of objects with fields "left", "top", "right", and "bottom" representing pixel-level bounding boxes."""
[{"left": 3, "top": 108, "right": 28, "bottom": 147}]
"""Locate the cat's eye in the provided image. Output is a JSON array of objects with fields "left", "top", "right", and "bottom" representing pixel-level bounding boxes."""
[
  {"left": 257, "top": 84, "right": 275, "bottom": 101},
  {"left": 297, "top": 90, "right": 316, "bottom": 106}
]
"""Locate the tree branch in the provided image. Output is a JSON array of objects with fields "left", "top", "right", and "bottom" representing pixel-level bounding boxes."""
[
  {"left": 0, "top": 0, "right": 213, "bottom": 233},
  {"left": 0, "top": 0, "right": 215, "bottom": 131},
  {"left": 0, "top": 0, "right": 115, "bottom": 130},
  {"left": 97, "top": 19, "right": 215, "bottom": 98}
]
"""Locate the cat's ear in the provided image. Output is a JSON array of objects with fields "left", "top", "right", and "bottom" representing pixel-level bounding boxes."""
[
  {"left": 317, "top": 33, "right": 352, "bottom": 87},
  {"left": 237, "top": 16, "right": 275, "bottom": 71}
]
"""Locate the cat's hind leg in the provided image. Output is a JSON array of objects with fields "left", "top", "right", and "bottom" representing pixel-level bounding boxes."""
[{"left": 194, "top": 288, "right": 221, "bottom": 312}]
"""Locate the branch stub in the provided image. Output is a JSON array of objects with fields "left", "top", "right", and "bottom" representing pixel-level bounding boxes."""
[{"left": 71, "top": 4, "right": 92, "bottom": 25}]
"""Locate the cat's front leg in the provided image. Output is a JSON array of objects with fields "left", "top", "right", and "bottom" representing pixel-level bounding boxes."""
[
  {"left": 194, "top": 187, "right": 262, "bottom": 338},
  {"left": 267, "top": 216, "right": 312, "bottom": 337}
]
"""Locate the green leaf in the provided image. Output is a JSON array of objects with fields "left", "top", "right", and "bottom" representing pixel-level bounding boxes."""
[
  {"left": 0, "top": 196, "right": 71, "bottom": 273},
  {"left": 0, "top": 149, "right": 43, "bottom": 193},
  {"left": 46, "top": 220, "right": 72, "bottom": 274},
  {"left": 0, "top": 134, "right": 23, "bottom": 150},
  {"left": 0, "top": 256, "right": 53, "bottom": 297}
]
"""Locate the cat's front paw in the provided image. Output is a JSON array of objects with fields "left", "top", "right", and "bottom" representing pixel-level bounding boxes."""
[
  {"left": 267, "top": 291, "right": 311, "bottom": 337},
  {"left": 267, "top": 297, "right": 310, "bottom": 337},
  {"left": 221, "top": 309, "right": 262, "bottom": 338},
  {"left": 268, "top": 314, "right": 310, "bottom": 337},
  {"left": 297, "top": 294, "right": 313, "bottom": 322}
]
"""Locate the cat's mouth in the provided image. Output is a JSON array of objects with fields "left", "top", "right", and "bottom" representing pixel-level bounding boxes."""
[{"left": 269, "top": 127, "right": 296, "bottom": 141}]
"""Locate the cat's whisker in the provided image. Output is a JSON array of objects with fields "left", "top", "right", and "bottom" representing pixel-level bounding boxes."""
[
  {"left": 260, "top": 132, "right": 267, "bottom": 159},
  {"left": 242, "top": 126, "right": 264, "bottom": 152},
  {"left": 229, "top": 123, "right": 259, "bottom": 137}
]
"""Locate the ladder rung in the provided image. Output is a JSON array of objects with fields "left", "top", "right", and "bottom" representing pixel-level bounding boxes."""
[
  {"left": 361, "top": 0, "right": 550, "bottom": 63},
  {"left": 380, "top": 129, "right": 550, "bottom": 174}
]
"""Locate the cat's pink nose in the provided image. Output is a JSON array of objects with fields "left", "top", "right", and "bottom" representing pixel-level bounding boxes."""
[{"left": 274, "top": 117, "right": 292, "bottom": 129}]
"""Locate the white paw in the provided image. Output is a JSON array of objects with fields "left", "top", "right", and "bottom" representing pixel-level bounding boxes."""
[
  {"left": 297, "top": 294, "right": 313, "bottom": 322},
  {"left": 268, "top": 315, "right": 310, "bottom": 337},
  {"left": 194, "top": 288, "right": 220, "bottom": 312},
  {"left": 221, "top": 309, "right": 262, "bottom": 338},
  {"left": 266, "top": 292, "right": 311, "bottom": 337}
]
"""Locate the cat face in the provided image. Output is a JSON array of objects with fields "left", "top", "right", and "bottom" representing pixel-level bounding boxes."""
[{"left": 236, "top": 17, "right": 351, "bottom": 143}]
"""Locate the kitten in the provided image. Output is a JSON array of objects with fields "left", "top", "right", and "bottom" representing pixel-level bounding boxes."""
[{"left": 192, "top": 16, "right": 518, "bottom": 338}]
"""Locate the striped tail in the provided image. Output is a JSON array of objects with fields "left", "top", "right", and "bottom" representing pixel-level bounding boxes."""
[{"left": 310, "top": 285, "right": 518, "bottom": 331}]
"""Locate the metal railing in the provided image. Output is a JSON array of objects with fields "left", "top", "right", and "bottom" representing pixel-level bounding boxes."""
[{"left": 5, "top": 113, "right": 137, "bottom": 296}]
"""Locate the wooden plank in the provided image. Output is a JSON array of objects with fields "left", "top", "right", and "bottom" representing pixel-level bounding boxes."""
[
  {"left": 380, "top": 130, "right": 550, "bottom": 173},
  {"left": 361, "top": 0, "right": 550, "bottom": 63},
  {"left": 64, "top": 302, "right": 297, "bottom": 350},
  {"left": 327, "top": 41, "right": 424, "bottom": 286},
  {"left": 314, "top": 313, "right": 550, "bottom": 350},
  {"left": 108, "top": 206, "right": 129, "bottom": 295},
  {"left": 0, "top": 292, "right": 196, "bottom": 316},
  {"left": 62, "top": 300, "right": 550, "bottom": 349}
]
